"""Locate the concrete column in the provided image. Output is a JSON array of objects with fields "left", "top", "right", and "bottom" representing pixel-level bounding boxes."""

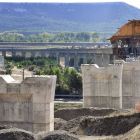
[
  {"left": 31, "top": 52, "right": 36, "bottom": 57},
  {"left": 41, "top": 52, "right": 46, "bottom": 57},
  {"left": 49, "top": 53, "right": 52, "bottom": 57},
  {"left": 12, "top": 51, "right": 16, "bottom": 57},
  {"left": 74, "top": 54, "right": 78, "bottom": 68},
  {"left": 94, "top": 54, "right": 103, "bottom": 67},
  {"left": 110, "top": 54, "right": 118, "bottom": 64},
  {"left": 81, "top": 64, "right": 123, "bottom": 109},
  {"left": 103, "top": 54, "right": 110, "bottom": 67},
  {"left": 2, "top": 51, "right": 6, "bottom": 57},
  {"left": 65, "top": 54, "right": 69, "bottom": 67},
  {"left": 57, "top": 53, "right": 60, "bottom": 64},
  {"left": 83, "top": 54, "right": 87, "bottom": 64},
  {"left": 21, "top": 52, "right": 26, "bottom": 57},
  {"left": 0, "top": 76, "right": 57, "bottom": 133}
]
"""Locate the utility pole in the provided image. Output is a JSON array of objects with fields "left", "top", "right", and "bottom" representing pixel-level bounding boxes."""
[{"left": 23, "top": 68, "right": 25, "bottom": 80}]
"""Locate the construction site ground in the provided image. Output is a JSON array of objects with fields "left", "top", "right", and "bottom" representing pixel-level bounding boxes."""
[{"left": 54, "top": 107, "right": 140, "bottom": 140}]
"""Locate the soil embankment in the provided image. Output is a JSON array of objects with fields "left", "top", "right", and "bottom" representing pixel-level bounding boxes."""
[{"left": 54, "top": 107, "right": 118, "bottom": 121}]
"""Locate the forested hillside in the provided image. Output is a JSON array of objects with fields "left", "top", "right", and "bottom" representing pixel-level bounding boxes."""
[{"left": 0, "top": 2, "right": 140, "bottom": 37}]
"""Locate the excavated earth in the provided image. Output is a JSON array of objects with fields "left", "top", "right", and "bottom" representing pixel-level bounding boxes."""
[
  {"left": 0, "top": 126, "right": 79, "bottom": 140},
  {"left": 37, "top": 130, "right": 79, "bottom": 140},
  {"left": 0, "top": 127, "right": 36, "bottom": 140},
  {"left": 54, "top": 107, "right": 140, "bottom": 140},
  {"left": 54, "top": 107, "right": 119, "bottom": 121}
]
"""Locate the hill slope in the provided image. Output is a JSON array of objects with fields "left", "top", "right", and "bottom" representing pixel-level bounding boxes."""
[{"left": 0, "top": 2, "right": 140, "bottom": 36}]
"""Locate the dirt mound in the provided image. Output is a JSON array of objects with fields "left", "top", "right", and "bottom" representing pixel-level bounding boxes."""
[
  {"left": 0, "top": 125, "right": 14, "bottom": 130},
  {"left": 37, "top": 130, "right": 79, "bottom": 140},
  {"left": 78, "top": 113, "right": 140, "bottom": 136},
  {"left": 59, "top": 116, "right": 83, "bottom": 134},
  {"left": 54, "top": 107, "right": 118, "bottom": 121},
  {"left": 54, "top": 118, "right": 67, "bottom": 130},
  {"left": 0, "top": 128, "right": 36, "bottom": 140}
]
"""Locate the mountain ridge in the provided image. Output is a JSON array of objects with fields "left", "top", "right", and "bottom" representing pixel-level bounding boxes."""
[{"left": 0, "top": 2, "right": 140, "bottom": 36}]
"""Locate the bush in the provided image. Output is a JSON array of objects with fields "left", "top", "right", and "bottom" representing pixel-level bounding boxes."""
[{"left": 6, "top": 68, "right": 12, "bottom": 75}]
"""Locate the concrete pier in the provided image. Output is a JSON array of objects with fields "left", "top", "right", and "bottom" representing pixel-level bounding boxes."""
[
  {"left": 114, "top": 60, "right": 140, "bottom": 109},
  {"left": 12, "top": 51, "right": 16, "bottom": 57},
  {"left": 103, "top": 54, "right": 110, "bottom": 67},
  {"left": 31, "top": 52, "right": 36, "bottom": 57},
  {"left": 2, "top": 51, "right": 6, "bottom": 57},
  {"left": 94, "top": 54, "right": 103, "bottom": 67},
  {"left": 74, "top": 55, "right": 78, "bottom": 68},
  {"left": 65, "top": 54, "right": 69, "bottom": 68},
  {"left": 41, "top": 52, "right": 46, "bottom": 57},
  {"left": 21, "top": 52, "right": 26, "bottom": 57},
  {"left": 0, "top": 75, "right": 56, "bottom": 133},
  {"left": 81, "top": 64, "right": 123, "bottom": 109}
]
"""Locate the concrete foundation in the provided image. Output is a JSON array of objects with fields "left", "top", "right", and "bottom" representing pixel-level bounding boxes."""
[
  {"left": 0, "top": 75, "right": 56, "bottom": 133},
  {"left": 81, "top": 64, "right": 123, "bottom": 109},
  {"left": 114, "top": 60, "right": 140, "bottom": 109}
]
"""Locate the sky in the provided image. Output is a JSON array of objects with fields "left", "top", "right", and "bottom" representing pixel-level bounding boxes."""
[{"left": 0, "top": 0, "right": 140, "bottom": 9}]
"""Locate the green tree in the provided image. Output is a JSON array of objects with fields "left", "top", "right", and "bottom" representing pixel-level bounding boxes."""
[
  {"left": 63, "top": 67, "right": 70, "bottom": 84},
  {"left": 54, "top": 67, "right": 63, "bottom": 84},
  {"left": 68, "top": 68, "right": 82, "bottom": 94},
  {"left": 49, "top": 68, "right": 55, "bottom": 75},
  {"left": 101, "top": 36, "right": 107, "bottom": 42},
  {"left": 92, "top": 32, "right": 99, "bottom": 39}
]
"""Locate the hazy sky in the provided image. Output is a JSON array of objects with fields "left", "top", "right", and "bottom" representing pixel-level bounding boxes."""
[{"left": 1, "top": 0, "right": 140, "bottom": 9}]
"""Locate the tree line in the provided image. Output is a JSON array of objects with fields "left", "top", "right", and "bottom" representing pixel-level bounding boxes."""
[
  {"left": 5, "top": 56, "right": 82, "bottom": 95},
  {"left": 0, "top": 32, "right": 107, "bottom": 43}
]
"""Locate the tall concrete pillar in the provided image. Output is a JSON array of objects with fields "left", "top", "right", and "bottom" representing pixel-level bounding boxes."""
[
  {"left": 65, "top": 54, "right": 69, "bottom": 67},
  {"left": 110, "top": 54, "right": 118, "bottom": 64},
  {"left": 31, "top": 52, "right": 36, "bottom": 57},
  {"left": 103, "top": 54, "right": 110, "bottom": 67},
  {"left": 57, "top": 54, "right": 60, "bottom": 64},
  {"left": 81, "top": 64, "right": 123, "bottom": 109},
  {"left": 84, "top": 54, "right": 87, "bottom": 64},
  {"left": 0, "top": 76, "right": 57, "bottom": 133},
  {"left": 74, "top": 54, "right": 78, "bottom": 68},
  {"left": 94, "top": 54, "right": 103, "bottom": 67},
  {"left": 49, "top": 53, "right": 52, "bottom": 57},
  {"left": 12, "top": 51, "right": 16, "bottom": 57},
  {"left": 41, "top": 52, "right": 46, "bottom": 57},
  {"left": 21, "top": 52, "right": 26, "bottom": 57},
  {"left": 114, "top": 60, "right": 140, "bottom": 109},
  {"left": 2, "top": 51, "right": 6, "bottom": 57}
]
